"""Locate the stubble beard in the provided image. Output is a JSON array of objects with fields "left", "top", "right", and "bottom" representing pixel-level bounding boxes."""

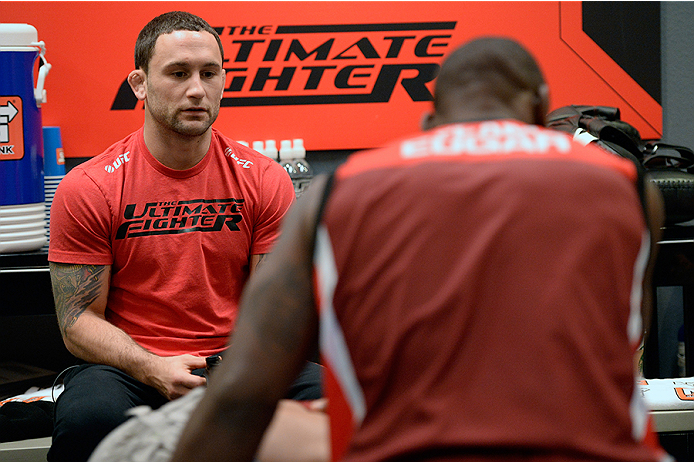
[
  {"left": 147, "top": 94, "right": 221, "bottom": 138},
  {"left": 164, "top": 107, "right": 219, "bottom": 137}
]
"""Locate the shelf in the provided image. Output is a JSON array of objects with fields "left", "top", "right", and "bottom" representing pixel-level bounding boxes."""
[{"left": 0, "top": 251, "right": 49, "bottom": 271}]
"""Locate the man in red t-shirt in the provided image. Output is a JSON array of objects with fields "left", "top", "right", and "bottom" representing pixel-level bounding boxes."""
[
  {"left": 171, "top": 38, "right": 671, "bottom": 462},
  {"left": 47, "top": 11, "right": 323, "bottom": 462}
]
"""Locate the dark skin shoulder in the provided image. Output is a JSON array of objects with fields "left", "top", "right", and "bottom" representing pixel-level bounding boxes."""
[{"left": 172, "top": 175, "right": 330, "bottom": 462}]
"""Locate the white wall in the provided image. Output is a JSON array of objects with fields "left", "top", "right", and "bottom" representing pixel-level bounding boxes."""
[{"left": 661, "top": 1, "right": 694, "bottom": 149}]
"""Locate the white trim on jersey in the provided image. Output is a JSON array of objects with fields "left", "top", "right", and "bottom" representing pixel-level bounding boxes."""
[
  {"left": 314, "top": 224, "right": 367, "bottom": 427},
  {"left": 629, "top": 229, "right": 651, "bottom": 442},
  {"left": 628, "top": 229, "right": 650, "bottom": 345}
]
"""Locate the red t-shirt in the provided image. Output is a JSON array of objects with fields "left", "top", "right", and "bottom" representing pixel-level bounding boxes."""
[
  {"left": 316, "top": 121, "right": 668, "bottom": 462},
  {"left": 49, "top": 128, "right": 294, "bottom": 356}
]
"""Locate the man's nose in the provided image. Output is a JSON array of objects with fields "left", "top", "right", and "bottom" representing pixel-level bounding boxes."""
[{"left": 186, "top": 74, "right": 205, "bottom": 98}]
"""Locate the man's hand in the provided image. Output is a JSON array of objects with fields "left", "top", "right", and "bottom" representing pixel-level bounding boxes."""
[{"left": 146, "top": 354, "right": 208, "bottom": 400}]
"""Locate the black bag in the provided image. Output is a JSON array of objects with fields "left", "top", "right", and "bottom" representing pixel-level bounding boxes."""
[
  {"left": 546, "top": 105, "right": 694, "bottom": 225},
  {"left": 0, "top": 400, "right": 54, "bottom": 442},
  {"left": 546, "top": 105, "right": 645, "bottom": 163}
]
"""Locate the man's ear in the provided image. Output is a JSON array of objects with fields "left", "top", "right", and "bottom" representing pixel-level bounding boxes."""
[
  {"left": 128, "top": 69, "right": 147, "bottom": 101},
  {"left": 534, "top": 83, "right": 550, "bottom": 126},
  {"left": 420, "top": 112, "right": 437, "bottom": 131},
  {"left": 220, "top": 70, "right": 226, "bottom": 103}
]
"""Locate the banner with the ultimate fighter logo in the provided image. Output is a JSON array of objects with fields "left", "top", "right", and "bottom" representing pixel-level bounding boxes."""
[{"left": 1, "top": 1, "right": 661, "bottom": 157}]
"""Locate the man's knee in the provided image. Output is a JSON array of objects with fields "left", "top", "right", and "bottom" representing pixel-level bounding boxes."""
[
  {"left": 286, "top": 361, "right": 323, "bottom": 400},
  {"left": 56, "top": 365, "right": 142, "bottom": 426},
  {"left": 49, "top": 365, "right": 163, "bottom": 462},
  {"left": 55, "top": 387, "right": 132, "bottom": 435}
]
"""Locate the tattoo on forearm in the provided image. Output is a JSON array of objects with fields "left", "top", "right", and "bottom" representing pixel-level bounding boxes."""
[{"left": 50, "top": 264, "right": 106, "bottom": 333}]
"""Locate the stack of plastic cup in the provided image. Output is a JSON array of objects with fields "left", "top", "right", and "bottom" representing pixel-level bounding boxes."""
[
  {"left": 42, "top": 126, "right": 65, "bottom": 249},
  {"left": 0, "top": 204, "right": 47, "bottom": 253}
]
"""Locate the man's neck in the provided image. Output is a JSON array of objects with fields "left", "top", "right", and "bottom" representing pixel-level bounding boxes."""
[{"left": 143, "top": 120, "right": 212, "bottom": 171}]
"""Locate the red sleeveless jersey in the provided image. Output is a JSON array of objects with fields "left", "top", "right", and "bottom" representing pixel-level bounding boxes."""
[{"left": 314, "top": 121, "right": 668, "bottom": 462}]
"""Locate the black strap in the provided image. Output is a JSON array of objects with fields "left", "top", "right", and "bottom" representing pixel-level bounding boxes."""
[
  {"left": 642, "top": 143, "right": 694, "bottom": 173},
  {"left": 310, "top": 173, "right": 335, "bottom": 251}
]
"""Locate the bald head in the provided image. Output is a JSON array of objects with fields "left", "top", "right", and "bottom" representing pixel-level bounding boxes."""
[{"left": 425, "top": 37, "right": 549, "bottom": 129}]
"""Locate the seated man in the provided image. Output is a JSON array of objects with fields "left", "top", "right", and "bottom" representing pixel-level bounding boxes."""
[
  {"left": 171, "top": 37, "right": 671, "bottom": 462},
  {"left": 47, "top": 10, "right": 321, "bottom": 462}
]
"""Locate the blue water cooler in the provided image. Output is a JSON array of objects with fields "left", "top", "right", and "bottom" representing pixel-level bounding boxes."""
[{"left": 0, "top": 23, "right": 51, "bottom": 253}]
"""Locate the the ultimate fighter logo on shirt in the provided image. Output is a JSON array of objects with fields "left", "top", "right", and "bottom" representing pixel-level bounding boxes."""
[{"left": 115, "top": 199, "right": 244, "bottom": 239}]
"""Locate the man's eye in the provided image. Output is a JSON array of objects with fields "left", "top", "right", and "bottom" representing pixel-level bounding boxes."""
[
  {"left": 202, "top": 71, "right": 216, "bottom": 79},
  {"left": 172, "top": 71, "right": 186, "bottom": 78}
]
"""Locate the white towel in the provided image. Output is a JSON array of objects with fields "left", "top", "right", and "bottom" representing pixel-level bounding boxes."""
[
  {"left": 0, "top": 384, "right": 63, "bottom": 407},
  {"left": 637, "top": 377, "right": 694, "bottom": 410}
]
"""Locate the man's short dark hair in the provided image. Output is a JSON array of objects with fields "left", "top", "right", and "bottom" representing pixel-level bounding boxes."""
[{"left": 134, "top": 11, "right": 224, "bottom": 73}]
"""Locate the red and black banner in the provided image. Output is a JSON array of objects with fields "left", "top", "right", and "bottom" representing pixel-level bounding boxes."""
[{"left": 1, "top": 1, "right": 661, "bottom": 158}]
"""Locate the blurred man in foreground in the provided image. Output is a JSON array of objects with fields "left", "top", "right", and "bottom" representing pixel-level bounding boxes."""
[{"left": 173, "top": 37, "right": 669, "bottom": 462}]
